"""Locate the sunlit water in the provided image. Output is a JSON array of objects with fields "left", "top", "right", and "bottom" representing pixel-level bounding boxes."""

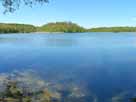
[{"left": 0, "top": 32, "right": 136, "bottom": 101}]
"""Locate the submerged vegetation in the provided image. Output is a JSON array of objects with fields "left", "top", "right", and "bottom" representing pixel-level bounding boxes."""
[
  {"left": 0, "top": 70, "right": 90, "bottom": 102},
  {"left": 1, "top": 22, "right": 136, "bottom": 33},
  {"left": 0, "top": 70, "right": 135, "bottom": 102}
]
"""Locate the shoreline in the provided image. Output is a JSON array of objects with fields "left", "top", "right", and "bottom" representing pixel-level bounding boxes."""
[{"left": 0, "top": 32, "right": 136, "bottom": 35}]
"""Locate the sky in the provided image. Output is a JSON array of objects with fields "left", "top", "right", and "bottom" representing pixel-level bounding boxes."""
[{"left": 0, "top": 0, "right": 136, "bottom": 28}]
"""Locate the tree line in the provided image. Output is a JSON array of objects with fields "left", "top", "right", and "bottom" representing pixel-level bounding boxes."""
[
  {"left": 88, "top": 27, "right": 136, "bottom": 32},
  {"left": 38, "top": 22, "right": 86, "bottom": 33},
  {"left": 0, "top": 23, "right": 36, "bottom": 33},
  {"left": 0, "top": 22, "right": 86, "bottom": 33},
  {"left": 1, "top": 22, "right": 136, "bottom": 33}
]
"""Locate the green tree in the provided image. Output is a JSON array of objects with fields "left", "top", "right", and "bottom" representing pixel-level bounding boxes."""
[
  {"left": 1, "top": 0, "right": 49, "bottom": 13},
  {"left": 0, "top": 23, "right": 36, "bottom": 33},
  {"left": 87, "top": 27, "right": 136, "bottom": 32},
  {"left": 39, "top": 22, "right": 86, "bottom": 33}
]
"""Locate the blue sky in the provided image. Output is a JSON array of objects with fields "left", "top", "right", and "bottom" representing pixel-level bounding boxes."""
[{"left": 0, "top": 0, "right": 136, "bottom": 28}]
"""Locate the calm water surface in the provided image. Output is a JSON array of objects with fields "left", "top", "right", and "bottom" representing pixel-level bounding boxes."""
[{"left": 0, "top": 32, "right": 136, "bottom": 101}]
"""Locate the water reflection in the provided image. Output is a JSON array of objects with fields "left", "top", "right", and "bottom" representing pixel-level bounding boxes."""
[
  {"left": 0, "top": 33, "right": 78, "bottom": 47},
  {"left": 0, "top": 33, "right": 136, "bottom": 101}
]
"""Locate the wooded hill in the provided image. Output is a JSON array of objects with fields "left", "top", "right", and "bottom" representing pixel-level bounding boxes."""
[
  {"left": 38, "top": 22, "right": 86, "bottom": 33},
  {"left": 0, "top": 23, "right": 36, "bottom": 33},
  {"left": 1, "top": 22, "right": 136, "bottom": 33}
]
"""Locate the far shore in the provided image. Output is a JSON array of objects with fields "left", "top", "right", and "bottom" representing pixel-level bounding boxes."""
[{"left": 33, "top": 32, "right": 65, "bottom": 34}]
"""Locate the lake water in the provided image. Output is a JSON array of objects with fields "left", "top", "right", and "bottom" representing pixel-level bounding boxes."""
[{"left": 0, "top": 32, "right": 136, "bottom": 102}]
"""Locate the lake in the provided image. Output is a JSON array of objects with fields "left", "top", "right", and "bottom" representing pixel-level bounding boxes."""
[{"left": 0, "top": 32, "right": 136, "bottom": 102}]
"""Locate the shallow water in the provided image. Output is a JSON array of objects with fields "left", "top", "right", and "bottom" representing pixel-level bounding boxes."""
[{"left": 0, "top": 32, "right": 136, "bottom": 101}]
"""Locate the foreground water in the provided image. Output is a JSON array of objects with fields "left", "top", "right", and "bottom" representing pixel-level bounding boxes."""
[{"left": 0, "top": 32, "right": 136, "bottom": 102}]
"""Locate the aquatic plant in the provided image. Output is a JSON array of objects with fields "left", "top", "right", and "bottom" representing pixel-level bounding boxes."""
[{"left": 0, "top": 70, "right": 87, "bottom": 102}]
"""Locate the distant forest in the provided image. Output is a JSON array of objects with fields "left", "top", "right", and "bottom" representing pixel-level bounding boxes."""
[
  {"left": 88, "top": 27, "right": 136, "bottom": 32},
  {"left": 0, "top": 22, "right": 136, "bottom": 33},
  {"left": 38, "top": 22, "right": 86, "bottom": 33},
  {"left": 0, "top": 23, "right": 36, "bottom": 33}
]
